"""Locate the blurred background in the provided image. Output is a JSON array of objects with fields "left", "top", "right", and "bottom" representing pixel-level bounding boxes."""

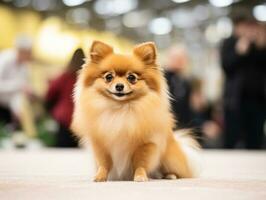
[{"left": 0, "top": 0, "right": 265, "bottom": 150}]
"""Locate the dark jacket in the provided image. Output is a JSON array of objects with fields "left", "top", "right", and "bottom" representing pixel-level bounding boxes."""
[
  {"left": 165, "top": 70, "right": 192, "bottom": 128},
  {"left": 220, "top": 36, "right": 266, "bottom": 110}
]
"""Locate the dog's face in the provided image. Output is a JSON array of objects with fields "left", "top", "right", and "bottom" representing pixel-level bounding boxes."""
[{"left": 82, "top": 41, "right": 162, "bottom": 102}]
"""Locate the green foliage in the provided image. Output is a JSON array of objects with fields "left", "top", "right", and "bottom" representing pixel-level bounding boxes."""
[
  {"left": 0, "top": 122, "right": 9, "bottom": 139},
  {"left": 35, "top": 116, "right": 57, "bottom": 147}
]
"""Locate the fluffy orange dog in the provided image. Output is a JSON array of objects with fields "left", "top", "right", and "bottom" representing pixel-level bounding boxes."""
[{"left": 71, "top": 41, "right": 201, "bottom": 181}]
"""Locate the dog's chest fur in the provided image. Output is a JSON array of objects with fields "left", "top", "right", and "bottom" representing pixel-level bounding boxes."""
[
  {"left": 89, "top": 97, "right": 165, "bottom": 180},
  {"left": 95, "top": 107, "right": 142, "bottom": 180}
]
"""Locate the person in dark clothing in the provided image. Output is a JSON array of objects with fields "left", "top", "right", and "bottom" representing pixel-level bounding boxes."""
[
  {"left": 165, "top": 71, "right": 191, "bottom": 127},
  {"left": 189, "top": 78, "right": 222, "bottom": 148},
  {"left": 220, "top": 16, "right": 266, "bottom": 149},
  {"left": 164, "top": 45, "right": 192, "bottom": 128},
  {"left": 45, "top": 48, "right": 85, "bottom": 147},
  {"left": 0, "top": 106, "right": 12, "bottom": 124}
]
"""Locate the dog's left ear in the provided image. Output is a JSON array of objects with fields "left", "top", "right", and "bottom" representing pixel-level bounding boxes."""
[
  {"left": 133, "top": 42, "right": 157, "bottom": 65},
  {"left": 90, "top": 41, "right": 113, "bottom": 64}
]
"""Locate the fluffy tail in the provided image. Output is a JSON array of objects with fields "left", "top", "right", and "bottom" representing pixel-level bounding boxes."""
[{"left": 173, "top": 129, "right": 202, "bottom": 177}]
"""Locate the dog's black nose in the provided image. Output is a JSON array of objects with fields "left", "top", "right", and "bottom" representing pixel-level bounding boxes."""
[{"left": 115, "top": 83, "right": 124, "bottom": 92}]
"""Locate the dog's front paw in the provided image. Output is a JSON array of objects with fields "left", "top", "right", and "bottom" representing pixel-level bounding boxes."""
[
  {"left": 94, "top": 166, "right": 108, "bottom": 182},
  {"left": 94, "top": 174, "right": 107, "bottom": 182},
  {"left": 134, "top": 174, "right": 148, "bottom": 182},
  {"left": 134, "top": 167, "right": 148, "bottom": 182}
]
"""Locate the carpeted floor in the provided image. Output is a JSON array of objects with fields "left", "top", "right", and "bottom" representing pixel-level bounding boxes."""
[{"left": 0, "top": 149, "right": 265, "bottom": 200}]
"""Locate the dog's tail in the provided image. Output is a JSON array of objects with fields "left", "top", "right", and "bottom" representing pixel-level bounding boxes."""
[{"left": 173, "top": 129, "right": 202, "bottom": 178}]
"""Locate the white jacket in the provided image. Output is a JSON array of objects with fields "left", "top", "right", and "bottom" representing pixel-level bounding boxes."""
[{"left": 0, "top": 49, "right": 29, "bottom": 112}]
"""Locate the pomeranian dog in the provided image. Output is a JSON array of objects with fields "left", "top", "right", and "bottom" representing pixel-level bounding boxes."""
[{"left": 71, "top": 41, "right": 201, "bottom": 181}]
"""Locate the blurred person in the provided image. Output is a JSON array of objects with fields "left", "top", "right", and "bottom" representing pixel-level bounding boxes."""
[
  {"left": 0, "top": 105, "right": 12, "bottom": 124},
  {"left": 164, "top": 45, "right": 192, "bottom": 128},
  {"left": 45, "top": 48, "right": 85, "bottom": 147},
  {"left": 0, "top": 35, "right": 33, "bottom": 126},
  {"left": 220, "top": 16, "right": 266, "bottom": 149},
  {"left": 189, "top": 79, "right": 222, "bottom": 148}
]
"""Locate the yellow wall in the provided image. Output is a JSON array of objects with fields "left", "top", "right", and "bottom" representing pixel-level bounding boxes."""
[{"left": 0, "top": 5, "right": 134, "bottom": 96}]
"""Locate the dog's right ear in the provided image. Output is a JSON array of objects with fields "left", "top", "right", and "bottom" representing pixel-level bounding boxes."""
[{"left": 90, "top": 41, "right": 113, "bottom": 64}]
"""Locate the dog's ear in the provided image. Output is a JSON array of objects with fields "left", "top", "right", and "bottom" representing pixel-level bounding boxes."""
[
  {"left": 90, "top": 41, "right": 113, "bottom": 64},
  {"left": 133, "top": 42, "right": 157, "bottom": 65}
]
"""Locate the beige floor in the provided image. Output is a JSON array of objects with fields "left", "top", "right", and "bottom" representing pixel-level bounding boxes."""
[{"left": 0, "top": 149, "right": 265, "bottom": 200}]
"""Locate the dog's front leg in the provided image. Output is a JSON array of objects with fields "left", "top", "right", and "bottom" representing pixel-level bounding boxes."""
[
  {"left": 92, "top": 140, "right": 112, "bottom": 182},
  {"left": 132, "top": 143, "right": 158, "bottom": 182}
]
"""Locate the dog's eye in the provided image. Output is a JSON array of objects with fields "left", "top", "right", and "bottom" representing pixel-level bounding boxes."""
[
  {"left": 105, "top": 73, "right": 113, "bottom": 82},
  {"left": 127, "top": 74, "right": 137, "bottom": 84}
]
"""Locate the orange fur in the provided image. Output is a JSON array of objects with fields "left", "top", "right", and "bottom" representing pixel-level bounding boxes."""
[{"left": 71, "top": 41, "right": 201, "bottom": 181}]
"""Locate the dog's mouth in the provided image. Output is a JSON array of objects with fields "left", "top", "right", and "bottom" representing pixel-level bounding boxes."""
[{"left": 107, "top": 90, "right": 133, "bottom": 97}]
